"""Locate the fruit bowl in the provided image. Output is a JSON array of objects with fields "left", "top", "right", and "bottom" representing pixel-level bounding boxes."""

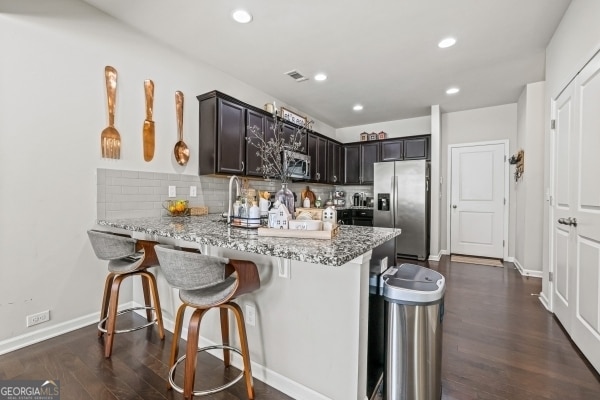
[{"left": 162, "top": 199, "right": 189, "bottom": 216}]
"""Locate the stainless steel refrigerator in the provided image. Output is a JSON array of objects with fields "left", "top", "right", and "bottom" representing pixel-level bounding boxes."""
[{"left": 373, "top": 160, "right": 430, "bottom": 260}]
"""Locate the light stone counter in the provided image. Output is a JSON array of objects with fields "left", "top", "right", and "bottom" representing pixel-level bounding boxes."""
[{"left": 97, "top": 214, "right": 400, "bottom": 267}]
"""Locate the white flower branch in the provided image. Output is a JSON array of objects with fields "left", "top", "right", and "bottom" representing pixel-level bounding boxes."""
[{"left": 246, "top": 113, "right": 312, "bottom": 184}]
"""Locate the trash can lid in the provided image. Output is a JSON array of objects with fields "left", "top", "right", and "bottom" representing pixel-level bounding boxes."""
[{"left": 382, "top": 263, "right": 445, "bottom": 304}]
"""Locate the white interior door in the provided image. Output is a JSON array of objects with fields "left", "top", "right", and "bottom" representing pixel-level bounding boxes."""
[
  {"left": 450, "top": 143, "right": 506, "bottom": 258},
  {"left": 551, "top": 51, "right": 600, "bottom": 373},
  {"left": 570, "top": 54, "right": 600, "bottom": 371},
  {"left": 552, "top": 80, "right": 574, "bottom": 331}
]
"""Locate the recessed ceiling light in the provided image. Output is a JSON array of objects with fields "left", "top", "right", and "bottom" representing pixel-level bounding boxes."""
[
  {"left": 438, "top": 37, "right": 456, "bottom": 48},
  {"left": 314, "top": 73, "right": 327, "bottom": 81},
  {"left": 446, "top": 87, "right": 460, "bottom": 95},
  {"left": 232, "top": 9, "right": 252, "bottom": 23},
  {"left": 353, "top": 104, "right": 363, "bottom": 111}
]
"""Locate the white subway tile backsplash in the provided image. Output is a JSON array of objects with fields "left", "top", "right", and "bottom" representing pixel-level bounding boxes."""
[
  {"left": 106, "top": 185, "right": 122, "bottom": 194},
  {"left": 121, "top": 171, "right": 140, "bottom": 178}
]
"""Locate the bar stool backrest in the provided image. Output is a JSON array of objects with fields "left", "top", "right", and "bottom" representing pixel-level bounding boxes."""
[
  {"left": 155, "top": 245, "right": 231, "bottom": 291},
  {"left": 87, "top": 230, "right": 136, "bottom": 260}
]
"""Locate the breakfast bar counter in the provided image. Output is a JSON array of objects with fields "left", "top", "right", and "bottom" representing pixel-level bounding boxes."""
[
  {"left": 97, "top": 215, "right": 399, "bottom": 267},
  {"left": 95, "top": 215, "right": 401, "bottom": 400}
]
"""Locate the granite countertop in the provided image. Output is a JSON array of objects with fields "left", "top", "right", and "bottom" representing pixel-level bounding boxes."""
[{"left": 97, "top": 215, "right": 400, "bottom": 267}]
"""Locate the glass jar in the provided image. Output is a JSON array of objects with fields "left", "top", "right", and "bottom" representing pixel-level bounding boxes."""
[{"left": 276, "top": 183, "right": 295, "bottom": 216}]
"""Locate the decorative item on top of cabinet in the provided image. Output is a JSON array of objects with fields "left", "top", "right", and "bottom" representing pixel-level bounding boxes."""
[
  {"left": 280, "top": 107, "right": 308, "bottom": 127},
  {"left": 368, "top": 132, "right": 378, "bottom": 141},
  {"left": 360, "top": 132, "right": 368, "bottom": 141},
  {"left": 377, "top": 131, "right": 387, "bottom": 140}
]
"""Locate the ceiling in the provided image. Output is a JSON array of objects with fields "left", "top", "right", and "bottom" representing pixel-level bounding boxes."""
[{"left": 81, "top": 0, "right": 571, "bottom": 129}]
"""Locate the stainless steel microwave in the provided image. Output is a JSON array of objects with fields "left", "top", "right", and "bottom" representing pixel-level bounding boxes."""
[{"left": 282, "top": 150, "right": 311, "bottom": 180}]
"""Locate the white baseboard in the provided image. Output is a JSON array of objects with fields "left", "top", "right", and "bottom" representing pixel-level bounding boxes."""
[
  {"left": 538, "top": 292, "right": 551, "bottom": 311},
  {"left": 511, "top": 258, "right": 543, "bottom": 278},
  {"left": 0, "top": 310, "right": 100, "bottom": 356},
  {"left": 428, "top": 249, "right": 448, "bottom": 262}
]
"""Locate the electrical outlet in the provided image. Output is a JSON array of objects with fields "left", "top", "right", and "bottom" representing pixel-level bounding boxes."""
[
  {"left": 245, "top": 304, "right": 256, "bottom": 326},
  {"left": 27, "top": 310, "right": 50, "bottom": 327},
  {"left": 168, "top": 186, "right": 176, "bottom": 197},
  {"left": 190, "top": 186, "right": 197, "bottom": 197}
]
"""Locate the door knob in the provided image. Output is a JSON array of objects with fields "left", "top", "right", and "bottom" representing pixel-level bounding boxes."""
[
  {"left": 452, "top": 205, "right": 457, "bottom": 209},
  {"left": 558, "top": 217, "right": 577, "bottom": 226}
]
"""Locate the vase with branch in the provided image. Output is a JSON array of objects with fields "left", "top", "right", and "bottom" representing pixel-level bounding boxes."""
[{"left": 246, "top": 110, "right": 312, "bottom": 215}]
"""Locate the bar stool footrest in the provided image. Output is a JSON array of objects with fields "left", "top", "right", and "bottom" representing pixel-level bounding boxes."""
[
  {"left": 98, "top": 306, "right": 158, "bottom": 334},
  {"left": 169, "top": 345, "right": 244, "bottom": 396}
]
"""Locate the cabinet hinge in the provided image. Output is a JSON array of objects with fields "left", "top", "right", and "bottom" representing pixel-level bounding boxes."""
[
  {"left": 551, "top": 119, "right": 556, "bottom": 130},
  {"left": 549, "top": 272, "right": 554, "bottom": 282},
  {"left": 503, "top": 240, "right": 505, "bottom": 247},
  {"left": 504, "top": 155, "right": 507, "bottom": 162},
  {"left": 503, "top": 198, "right": 506, "bottom": 205}
]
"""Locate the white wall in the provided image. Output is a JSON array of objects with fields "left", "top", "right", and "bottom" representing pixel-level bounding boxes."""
[
  {"left": 542, "top": 0, "right": 600, "bottom": 302},
  {"left": 440, "top": 104, "right": 518, "bottom": 255},
  {"left": 514, "top": 82, "right": 545, "bottom": 275},
  {"left": 0, "top": 0, "right": 334, "bottom": 347},
  {"left": 335, "top": 116, "right": 430, "bottom": 143}
]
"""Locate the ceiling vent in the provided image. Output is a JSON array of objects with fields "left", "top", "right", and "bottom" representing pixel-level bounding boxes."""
[{"left": 284, "top": 70, "right": 309, "bottom": 82}]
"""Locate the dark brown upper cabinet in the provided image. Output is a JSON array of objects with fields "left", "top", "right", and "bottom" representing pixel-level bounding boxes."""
[
  {"left": 360, "top": 142, "right": 379, "bottom": 184},
  {"left": 308, "top": 133, "right": 327, "bottom": 182},
  {"left": 343, "top": 144, "right": 361, "bottom": 184},
  {"left": 404, "top": 136, "right": 430, "bottom": 160},
  {"left": 327, "top": 140, "right": 342, "bottom": 184},
  {"left": 198, "top": 93, "right": 246, "bottom": 175},
  {"left": 380, "top": 139, "right": 404, "bottom": 161},
  {"left": 246, "top": 109, "right": 268, "bottom": 177}
]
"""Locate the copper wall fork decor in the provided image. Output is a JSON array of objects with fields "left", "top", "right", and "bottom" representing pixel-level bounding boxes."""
[{"left": 101, "top": 66, "right": 121, "bottom": 159}]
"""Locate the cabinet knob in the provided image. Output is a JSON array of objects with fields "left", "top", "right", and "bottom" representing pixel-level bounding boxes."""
[
  {"left": 332, "top": 175, "right": 337, "bottom": 183},
  {"left": 316, "top": 172, "right": 320, "bottom": 180},
  {"left": 241, "top": 161, "right": 245, "bottom": 171},
  {"left": 452, "top": 204, "right": 457, "bottom": 209}
]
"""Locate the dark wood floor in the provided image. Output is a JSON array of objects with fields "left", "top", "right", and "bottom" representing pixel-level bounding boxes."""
[{"left": 1, "top": 256, "right": 598, "bottom": 399}]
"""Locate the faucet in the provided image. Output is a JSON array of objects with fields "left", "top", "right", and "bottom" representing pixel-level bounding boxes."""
[{"left": 227, "top": 175, "right": 240, "bottom": 224}]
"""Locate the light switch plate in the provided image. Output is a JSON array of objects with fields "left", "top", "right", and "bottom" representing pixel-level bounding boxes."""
[
  {"left": 190, "top": 186, "right": 197, "bottom": 197},
  {"left": 168, "top": 186, "right": 176, "bottom": 197}
]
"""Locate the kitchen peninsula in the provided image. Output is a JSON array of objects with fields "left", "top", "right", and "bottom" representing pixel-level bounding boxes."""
[{"left": 96, "top": 215, "right": 400, "bottom": 400}]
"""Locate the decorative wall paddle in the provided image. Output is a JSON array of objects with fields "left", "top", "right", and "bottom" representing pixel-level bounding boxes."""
[{"left": 143, "top": 79, "right": 155, "bottom": 162}]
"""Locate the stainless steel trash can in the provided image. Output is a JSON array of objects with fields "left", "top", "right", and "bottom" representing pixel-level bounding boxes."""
[{"left": 382, "top": 263, "right": 445, "bottom": 400}]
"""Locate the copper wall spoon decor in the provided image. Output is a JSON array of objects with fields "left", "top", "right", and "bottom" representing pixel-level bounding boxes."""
[
  {"left": 100, "top": 66, "right": 121, "bottom": 159},
  {"left": 173, "top": 90, "right": 189, "bottom": 166},
  {"left": 142, "top": 79, "right": 155, "bottom": 162}
]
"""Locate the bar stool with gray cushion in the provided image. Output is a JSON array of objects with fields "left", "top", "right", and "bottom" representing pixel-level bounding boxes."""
[
  {"left": 154, "top": 244, "right": 260, "bottom": 400},
  {"left": 87, "top": 230, "right": 165, "bottom": 358}
]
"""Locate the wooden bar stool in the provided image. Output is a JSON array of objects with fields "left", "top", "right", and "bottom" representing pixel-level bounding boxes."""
[
  {"left": 87, "top": 230, "right": 165, "bottom": 358},
  {"left": 154, "top": 244, "right": 260, "bottom": 399}
]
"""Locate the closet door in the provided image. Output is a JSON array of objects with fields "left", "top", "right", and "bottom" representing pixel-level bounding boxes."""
[
  {"left": 570, "top": 54, "right": 600, "bottom": 372},
  {"left": 551, "top": 52, "right": 600, "bottom": 372}
]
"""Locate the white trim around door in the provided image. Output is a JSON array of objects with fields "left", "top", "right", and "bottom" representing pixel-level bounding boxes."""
[{"left": 446, "top": 140, "right": 509, "bottom": 260}]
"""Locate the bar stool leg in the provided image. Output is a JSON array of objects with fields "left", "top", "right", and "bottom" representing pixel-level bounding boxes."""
[
  {"left": 104, "top": 274, "right": 127, "bottom": 358},
  {"left": 99, "top": 272, "right": 116, "bottom": 337},
  {"left": 141, "top": 275, "right": 153, "bottom": 322},
  {"left": 228, "top": 302, "right": 255, "bottom": 400},
  {"left": 168, "top": 304, "right": 187, "bottom": 389},
  {"left": 141, "top": 271, "right": 165, "bottom": 340},
  {"left": 220, "top": 307, "right": 231, "bottom": 367},
  {"left": 184, "top": 308, "right": 207, "bottom": 399}
]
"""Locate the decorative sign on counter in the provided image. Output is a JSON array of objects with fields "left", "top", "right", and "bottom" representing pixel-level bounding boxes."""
[
  {"left": 281, "top": 107, "right": 307, "bottom": 127},
  {"left": 257, "top": 224, "right": 340, "bottom": 240}
]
